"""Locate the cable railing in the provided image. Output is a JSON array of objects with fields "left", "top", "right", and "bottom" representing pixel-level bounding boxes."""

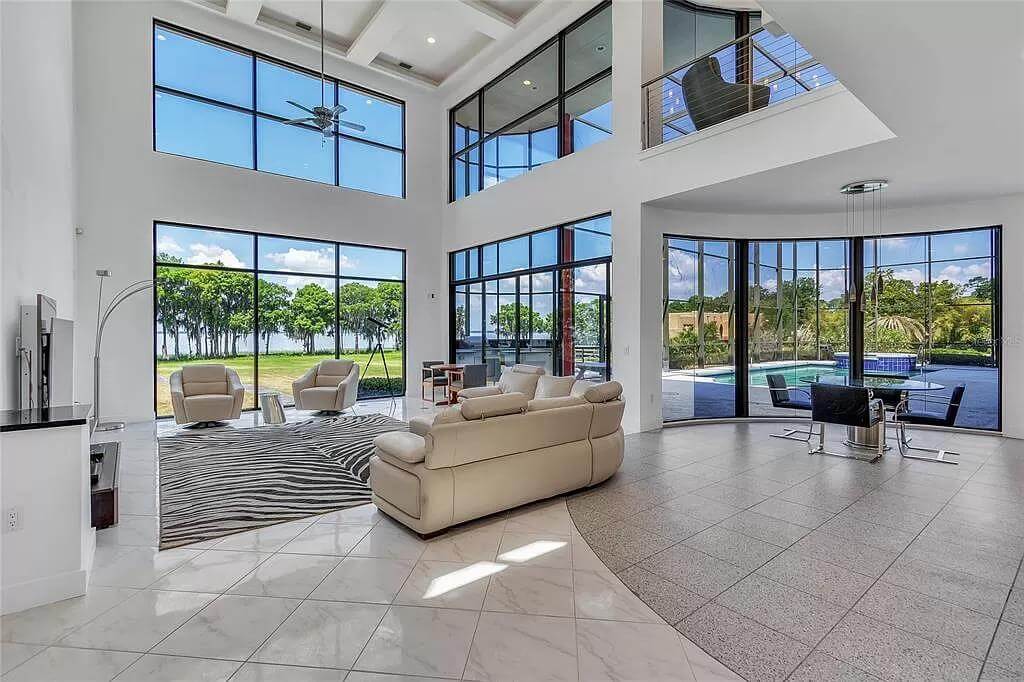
[{"left": 642, "top": 26, "right": 837, "bottom": 149}]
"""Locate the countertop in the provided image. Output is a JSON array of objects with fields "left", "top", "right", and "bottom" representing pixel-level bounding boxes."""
[{"left": 0, "top": 404, "right": 92, "bottom": 433}]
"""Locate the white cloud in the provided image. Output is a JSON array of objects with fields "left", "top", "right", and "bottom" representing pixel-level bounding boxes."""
[
  {"left": 892, "top": 268, "right": 927, "bottom": 285},
  {"left": 156, "top": 235, "right": 183, "bottom": 255},
  {"left": 574, "top": 265, "right": 606, "bottom": 292},
  {"left": 818, "top": 270, "right": 847, "bottom": 299},
  {"left": 187, "top": 243, "right": 245, "bottom": 269},
  {"left": 953, "top": 244, "right": 969, "bottom": 256},
  {"left": 264, "top": 247, "right": 334, "bottom": 272},
  {"left": 667, "top": 250, "right": 696, "bottom": 299},
  {"left": 936, "top": 262, "right": 989, "bottom": 285}
]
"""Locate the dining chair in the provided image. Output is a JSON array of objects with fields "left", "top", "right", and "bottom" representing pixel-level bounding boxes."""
[
  {"left": 893, "top": 385, "right": 964, "bottom": 465},
  {"left": 766, "top": 373, "right": 818, "bottom": 442}
]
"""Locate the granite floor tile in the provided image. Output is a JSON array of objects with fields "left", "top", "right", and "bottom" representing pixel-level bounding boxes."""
[
  {"left": 776, "top": 485, "right": 860, "bottom": 513},
  {"left": 881, "top": 557, "right": 1011, "bottom": 617},
  {"left": 817, "top": 512, "right": 918, "bottom": 553},
  {"left": 792, "top": 530, "right": 899, "bottom": 578},
  {"left": 678, "top": 603, "right": 811, "bottom": 682},
  {"left": 787, "top": 651, "right": 879, "bottom": 682},
  {"left": 903, "top": 535, "right": 1021, "bottom": 585},
  {"left": 756, "top": 550, "right": 875, "bottom": 608},
  {"left": 980, "top": 662, "right": 1021, "bottom": 681},
  {"left": 715, "top": 574, "right": 846, "bottom": 646},
  {"left": 1004, "top": 588, "right": 1024, "bottom": 626},
  {"left": 987, "top": 620, "right": 1024, "bottom": 675},
  {"left": 583, "top": 520, "right": 678, "bottom": 561},
  {"left": 660, "top": 494, "right": 743, "bottom": 523},
  {"left": 820, "top": 612, "right": 984, "bottom": 681},
  {"left": 843, "top": 497, "right": 932, "bottom": 534},
  {"left": 853, "top": 581, "right": 999, "bottom": 659},
  {"left": 623, "top": 506, "right": 713, "bottom": 541},
  {"left": 638, "top": 545, "right": 748, "bottom": 599},
  {"left": 616, "top": 565, "right": 707, "bottom": 625},
  {"left": 683, "top": 526, "right": 783, "bottom": 570},
  {"left": 920, "top": 516, "right": 1024, "bottom": 562},
  {"left": 694, "top": 482, "right": 771, "bottom": 509},
  {"left": 566, "top": 505, "right": 618, "bottom": 534},
  {"left": 748, "top": 497, "right": 835, "bottom": 528},
  {"left": 718, "top": 510, "right": 813, "bottom": 547}
]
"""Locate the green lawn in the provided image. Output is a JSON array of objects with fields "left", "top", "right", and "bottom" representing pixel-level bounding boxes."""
[{"left": 155, "top": 351, "right": 404, "bottom": 416}]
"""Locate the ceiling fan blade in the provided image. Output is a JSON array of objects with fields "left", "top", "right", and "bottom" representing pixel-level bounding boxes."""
[
  {"left": 282, "top": 117, "right": 315, "bottom": 125},
  {"left": 286, "top": 100, "right": 316, "bottom": 115},
  {"left": 338, "top": 120, "right": 366, "bottom": 132},
  {"left": 330, "top": 104, "right": 346, "bottom": 116}
]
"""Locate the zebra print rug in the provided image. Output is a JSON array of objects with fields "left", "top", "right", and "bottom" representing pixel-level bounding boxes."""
[{"left": 158, "top": 413, "right": 407, "bottom": 549}]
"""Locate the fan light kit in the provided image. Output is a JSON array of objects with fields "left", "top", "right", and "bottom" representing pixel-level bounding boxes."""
[{"left": 283, "top": 0, "right": 366, "bottom": 141}]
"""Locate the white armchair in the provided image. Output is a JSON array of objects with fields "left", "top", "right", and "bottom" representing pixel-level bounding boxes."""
[
  {"left": 169, "top": 364, "right": 245, "bottom": 426},
  {"left": 292, "top": 359, "right": 360, "bottom": 412}
]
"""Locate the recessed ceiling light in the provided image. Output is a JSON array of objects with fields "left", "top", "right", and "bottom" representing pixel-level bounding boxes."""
[
  {"left": 595, "top": 44, "right": 606, "bottom": 52},
  {"left": 522, "top": 79, "right": 532, "bottom": 86},
  {"left": 426, "top": 36, "right": 436, "bottom": 44}
]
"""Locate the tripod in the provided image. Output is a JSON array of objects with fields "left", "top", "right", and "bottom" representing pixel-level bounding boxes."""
[{"left": 363, "top": 323, "right": 397, "bottom": 403}]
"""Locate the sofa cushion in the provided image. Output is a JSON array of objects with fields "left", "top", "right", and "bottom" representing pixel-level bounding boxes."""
[
  {"left": 460, "top": 392, "right": 528, "bottom": 420},
  {"left": 299, "top": 386, "right": 340, "bottom": 410},
  {"left": 498, "top": 370, "right": 541, "bottom": 398},
  {"left": 183, "top": 394, "right": 234, "bottom": 420},
  {"left": 183, "top": 380, "right": 228, "bottom": 397},
  {"left": 375, "top": 432, "right": 427, "bottom": 464},
  {"left": 582, "top": 380, "right": 623, "bottom": 403},
  {"left": 319, "top": 359, "right": 354, "bottom": 375},
  {"left": 535, "top": 375, "right": 576, "bottom": 399},
  {"left": 315, "top": 374, "right": 346, "bottom": 388},
  {"left": 528, "top": 396, "right": 587, "bottom": 412},
  {"left": 510, "top": 363, "right": 545, "bottom": 375}
]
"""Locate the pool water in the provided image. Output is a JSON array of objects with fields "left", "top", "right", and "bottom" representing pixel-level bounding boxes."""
[{"left": 711, "top": 364, "right": 848, "bottom": 386}]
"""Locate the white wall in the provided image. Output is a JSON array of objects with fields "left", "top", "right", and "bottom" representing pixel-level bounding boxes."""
[
  {"left": 644, "top": 193, "right": 1024, "bottom": 437},
  {"left": 0, "top": 1, "right": 78, "bottom": 411},
  {"left": 72, "top": 1, "right": 446, "bottom": 422}
]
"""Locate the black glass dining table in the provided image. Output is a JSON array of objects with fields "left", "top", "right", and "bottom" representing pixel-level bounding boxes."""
[{"left": 799, "top": 374, "right": 946, "bottom": 450}]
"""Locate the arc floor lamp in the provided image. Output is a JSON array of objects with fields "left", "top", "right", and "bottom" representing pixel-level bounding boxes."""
[{"left": 93, "top": 270, "right": 153, "bottom": 432}]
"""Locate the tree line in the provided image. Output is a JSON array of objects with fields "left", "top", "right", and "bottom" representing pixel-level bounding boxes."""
[{"left": 156, "top": 255, "right": 403, "bottom": 359}]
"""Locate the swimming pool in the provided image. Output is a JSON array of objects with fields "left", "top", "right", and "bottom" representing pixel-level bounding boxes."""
[{"left": 709, "top": 364, "right": 847, "bottom": 386}]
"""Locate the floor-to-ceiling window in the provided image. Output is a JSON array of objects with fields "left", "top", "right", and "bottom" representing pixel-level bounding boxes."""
[
  {"left": 154, "top": 22, "right": 405, "bottom": 198},
  {"left": 661, "top": 227, "right": 1000, "bottom": 430},
  {"left": 154, "top": 222, "right": 405, "bottom": 416},
  {"left": 450, "top": 215, "right": 611, "bottom": 380}
]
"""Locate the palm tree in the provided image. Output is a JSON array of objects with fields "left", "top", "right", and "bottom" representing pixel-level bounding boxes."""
[{"left": 866, "top": 314, "right": 926, "bottom": 341}]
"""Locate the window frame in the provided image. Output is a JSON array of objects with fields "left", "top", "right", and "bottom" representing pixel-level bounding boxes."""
[
  {"left": 152, "top": 220, "right": 407, "bottom": 417},
  {"left": 448, "top": 2, "right": 612, "bottom": 201},
  {"left": 153, "top": 20, "right": 406, "bottom": 198}
]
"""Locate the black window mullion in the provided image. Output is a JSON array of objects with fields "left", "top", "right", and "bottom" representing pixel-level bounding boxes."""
[
  {"left": 253, "top": 236, "right": 260, "bottom": 409},
  {"left": 557, "top": 32, "right": 566, "bottom": 157},
  {"left": 250, "top": 55, "right": 258, "bottom": 170}
]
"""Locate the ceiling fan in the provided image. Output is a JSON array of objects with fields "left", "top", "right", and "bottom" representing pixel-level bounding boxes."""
[{"left": 283, "top": 0, "right": 366, "bottom": 140}]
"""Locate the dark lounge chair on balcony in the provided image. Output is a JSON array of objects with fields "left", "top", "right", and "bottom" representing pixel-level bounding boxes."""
[
  {"left": 681, "top": 56, "right": 771, "bottom": 131},
  {"left": 894, "top": 385, "right": 964, "bottom": 465},
  {"left": 766, "top": 373, "right": 817, "bottom": 442},
  {"left": 809, "top": 383, "right": 886, "bottom": 462}
]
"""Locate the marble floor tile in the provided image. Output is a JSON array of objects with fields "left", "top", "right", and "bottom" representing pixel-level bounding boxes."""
[
  {"left": 881, "top": 557, "right": 1011, "bottom": 617},
  {"left": 280, "top": 524, "right": 374, "bottom": 556},
  {"left": 616, "top": 565, "right": 706, "bottom": 625},
  {"left": 853, "top": 581, "right": 999, "bottom": 659},
  {"left": 354, "top": 605, "right": 479, "bottom": 678},
  {"left": 89, "top": 546, "right": 203, "bottom": 589},
  {"left": 573, "top": 569, "right": 662, "bottom": 623},
  {"left": 349, "top": 525, "right": 427, "bottom": 560},
  {"left": 756, "top": 550, "right": 875, "bottom": 608},
  {"left": 316, "top": 503, "right": 386, "bottom": 526},
  {"left": 715, "top": 574, "right": 846, "bottom": 646},
  {"left": 678, "top": 603, "right": 811, "bottom": 682},
  {"left": 503, "top": 500, "right": 573, "bottom": 535},
  {"left": 114, "top": 653, "right": 241, "bottom": 681},
  {"left": 821, "top": 612, "right": 984, "bottom": 681},
  {"left": 58, "top": 589, "right": 216, "bottom": 652},
  {"left": 227, "top": 553, "right": 340, "bottom": 598},
  {"left": 150, "top": 549, "right": 270, "bottom": 592},
  {"left": 464, "top": 611, "right": 578, "bottom": 681},
  {"left": 0, "top": 586, "right": 138, "bottom": 645},
  {"left": 1, "top": 647, "right": 138, "bottom": 681},
  {"left": 253, "top": 600, "right": 386, "bottom": 669},
  {"left": 638, "top": 545, "right": 748, "bottom": 599},
  {"left": 96, "top": 515, "right": 160, "bottom": 547},
  {"left": 212, "top": 519, "right": 315, "bottom": 552},
  {"left": 482, "top": 565, "right": 574, "bottom": 617},
  {"left": 309, "top": 556, "right": 415, "bottom": 604},
  {"left": 230, "top": 662, "right": 347, "bottom": 681},
  {"left": 419, "top": 528, "right": 502, "bottom": 562},
  {"left": 495, "top": 532, "right": 572, "bottom": 569},
  {"left": 0, "top": 642, "right": 43, "bottom": 674},
  {"left": 576, "top": 618, "right": 696, "bottom": 681},
  {"left": 718, "top": 510, "right": 813, "bottom": 547},
  {"left": 682, "top": 526, "right": 783, "bottom": 571},
  {"left": 394, "top": 560, "right": 494, "bottom": 610},
  {"left": 152, "top": 594, "right": 299, "bottom": 661},
  {"left": 987, "top": 620, "right": 1024, "bottom": 676}
]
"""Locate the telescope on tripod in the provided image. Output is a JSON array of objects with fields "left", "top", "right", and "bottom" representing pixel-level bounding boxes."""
[{"left": 364, "top": 316, "right": 396, "bottom": 402}]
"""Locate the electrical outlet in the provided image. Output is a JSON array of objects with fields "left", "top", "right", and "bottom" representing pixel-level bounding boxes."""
[{"left": 4, "top": 507, "right": 22, "bottom": 532}]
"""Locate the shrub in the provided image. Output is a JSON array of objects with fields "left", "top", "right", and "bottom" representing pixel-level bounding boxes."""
[
  {"left": 928, "top": 347, "right": 994, "bottom": 366},
  {"left": 358, "top": 377, "right": 405, "bottom": 397}
]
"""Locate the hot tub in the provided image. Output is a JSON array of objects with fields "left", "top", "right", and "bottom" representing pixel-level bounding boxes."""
[{"left": 834, "top": 352, "right": 917, "bottom": 374}]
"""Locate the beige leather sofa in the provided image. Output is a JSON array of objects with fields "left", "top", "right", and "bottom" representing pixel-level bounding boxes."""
[
  {"left": 370, "top": 380, "right": 625, "bottom": 535},
  {"left": 456, "top": 363, "right": 547, "bottom": 401},
  {"left": 169, "top": 364, "right": 245, "bottom": 425},
  {"left": 292, "top": 359, "right": 360, "bottom": 412}
]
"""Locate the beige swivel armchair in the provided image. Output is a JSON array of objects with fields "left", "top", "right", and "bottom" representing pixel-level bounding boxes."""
[
  {"left": 169, "top": 364, "right": 246, "bottom": 426},
  {"left": 292, "top": 359, "right": 360, "bottom": 412}
]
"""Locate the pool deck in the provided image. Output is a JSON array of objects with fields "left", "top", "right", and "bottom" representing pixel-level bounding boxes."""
[{"left": 662, "top": 364, "right": 999, "bottom": 430}]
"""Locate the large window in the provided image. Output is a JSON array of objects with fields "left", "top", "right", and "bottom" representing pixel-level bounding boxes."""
[
  {"left": 662, "top": 228, "right": 1001, "bottom": 430},
  {"left": 450, "top": 215, "right": 611, "bottom": 380},
  {"left": 450, "top": 3, "right": 612, "bottom": 201},
  {"left": 154, "top": 223, "right": 405, "bottom": 417},
  {"left": 154, "top": 23, "right": 405, "bottom": 198}
]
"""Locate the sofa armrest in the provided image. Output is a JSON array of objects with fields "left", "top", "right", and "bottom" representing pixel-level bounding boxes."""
[
  {"left": 409, "top": 415, "right": 433, "bottom": 437},
  {"left": 226, "top": 368, "right": 245, "bottom": 417},
  {"left": 456, "top": 385, "right": 501, "bottom": 401},
  {"left": 374, "top": 431, "right": 426, "bottom": 464},
  {"left": 169, "top": 371, "right": 187, "bottom": 422},
  {"left": 292, "top": 366, "right": 317, "bottom": 394},
  {"left": 337, "top": 363, "right": 360, "bottom": 409}
]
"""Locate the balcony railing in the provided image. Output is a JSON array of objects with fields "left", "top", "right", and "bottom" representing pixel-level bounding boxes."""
[{"left": 642, "top": 26, "right": 837, "bottom": 149}]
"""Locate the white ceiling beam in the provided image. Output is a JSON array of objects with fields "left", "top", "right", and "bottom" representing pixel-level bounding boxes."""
[
  {"left": 225, "top": 0, "right": 262, "bottom": 24},
  {"left": 451, "top": 0, "right": 516, "bottom": 39},
  {"left": 347, "top": 1, "right": 406, "bottom": 66}
]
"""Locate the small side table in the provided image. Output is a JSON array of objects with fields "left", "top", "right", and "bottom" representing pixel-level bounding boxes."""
[{"left": 259, "top": 392, "right": 287, "bottom": 425}]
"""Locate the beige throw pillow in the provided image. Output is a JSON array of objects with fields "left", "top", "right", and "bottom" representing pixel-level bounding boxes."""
[{"left": 535, "top": 375, "right": 577, "bottom": 399}]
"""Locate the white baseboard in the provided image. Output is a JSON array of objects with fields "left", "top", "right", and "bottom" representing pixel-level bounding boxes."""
[{"left": 1, "top": 568, "right": 89, "bottom": 615}]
